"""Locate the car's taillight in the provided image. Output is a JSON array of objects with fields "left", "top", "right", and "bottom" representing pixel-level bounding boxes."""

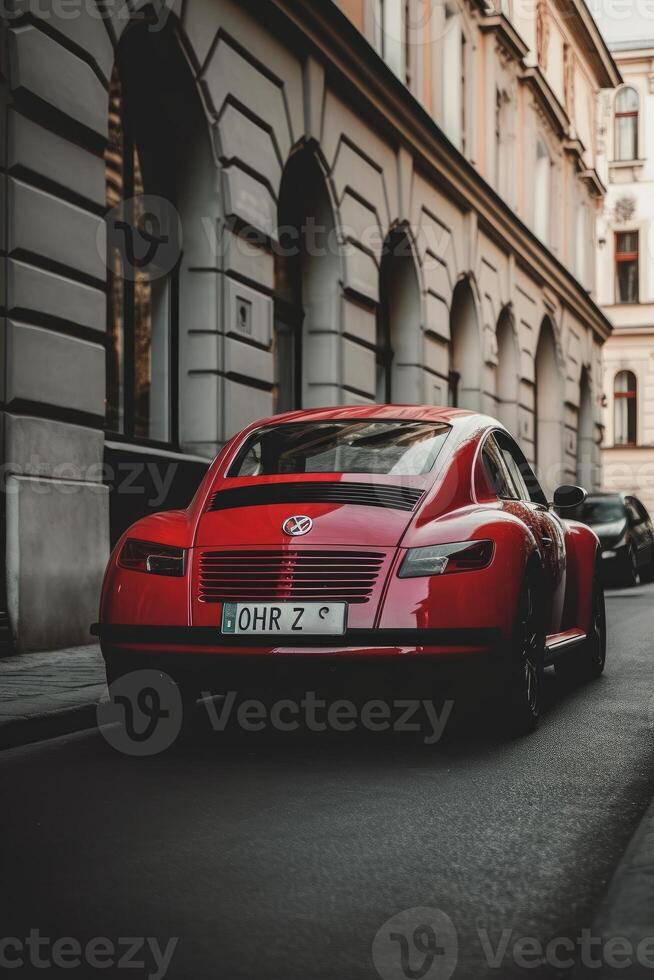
[
  {"left": 118, "top": 540, "right": 186, "bottom": 577},
  {"left": 398, "top": 541, "right": 494, "bottom": 578}
]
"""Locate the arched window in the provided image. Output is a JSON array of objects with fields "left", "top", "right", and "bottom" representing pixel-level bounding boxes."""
[
  {"left": 614, "top": 370, "right": 637, "bottom": 445},
  {"left": 535, "top": 317, "right": 564, "bottom": 495},
  {"left": 274, "top": 150, "right": 340, "bottom": 412},
  {"left": 534, "top": 140, "right": 550, "bottom": 244},
  {"left": 376, "top": 229, "right": 421, "bottom": 403},
  {"left": 106, "top": 33, "right": 184, "bottom": 444},
  {"left": 449, "top": 279, "right": 481, "bottom": 410},
  {"left": 614, "top": 87, "right": 639, "bottom": 162}
]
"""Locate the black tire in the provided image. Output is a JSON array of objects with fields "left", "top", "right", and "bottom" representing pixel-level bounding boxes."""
[
  {"left": 501, "top": 571, "right": 546, "bottom": 736},
  {"left": 621, "top": 546, "right": 639, "bottom": 587},
  {"left": 556, "top": 570, "right": 606, "bottom": 684},
  {"left": 639, "top": 558, "right": 654, "bottom": 584}
]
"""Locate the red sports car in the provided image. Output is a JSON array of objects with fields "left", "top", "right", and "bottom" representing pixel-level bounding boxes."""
[{"left": 94, "top": 406, "right": 606, "bottom": 734}]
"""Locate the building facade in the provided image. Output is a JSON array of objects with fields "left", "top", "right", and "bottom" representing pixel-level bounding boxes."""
[
  {"left": 597, "top": 40, "right": 654, "bottom": 515},
  {"left": 0, "top": 0, "right": 618, "bottom": 652}
]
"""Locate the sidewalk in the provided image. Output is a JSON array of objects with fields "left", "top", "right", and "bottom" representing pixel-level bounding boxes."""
[
  {"left": 581, "top": 797, "right": 654, "bottom": 979},
  {"left": 0, "top": 644, "right": 107, "bottom": 749}
]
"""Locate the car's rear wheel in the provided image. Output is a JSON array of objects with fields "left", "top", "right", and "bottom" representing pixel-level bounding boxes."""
[
  {"left": 621, "top": 546, "right": 639, "bottom": 587},
  {"left": 500, "top": 572, "right": 545, "bottom": 736}
]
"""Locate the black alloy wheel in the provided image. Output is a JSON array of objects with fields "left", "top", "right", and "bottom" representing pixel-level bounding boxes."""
[{"left": 502, "top": 573, "right": 545, "bottom": 736}]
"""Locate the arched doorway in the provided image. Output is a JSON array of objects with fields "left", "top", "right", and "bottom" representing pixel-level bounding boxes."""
[
  {"left": 449, "top": 278, "right": 481, "bottom": 409},
  {"left": 577, "top": 368, "right": 594, "bottom": 489},
  {"left": 105, "top": 21, "right": 215, "bottom": 541},
  {"left": 377, "top": 228, "right": 422, "bottom": 403},
  {"left": 495, "top": 306, "right": 520, "bottom": 434},
  {"left": 534, "top": 316, "right": 564, "bottom": 495},
  {"left": 274, "top": 149, "right": 340, "bottom": 411}
]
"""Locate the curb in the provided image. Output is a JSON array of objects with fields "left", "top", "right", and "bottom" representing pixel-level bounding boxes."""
[
  {"left": 579, "top": 798, "right": 654, "bottom": 978},
  {"left": 0, "top": 702, "right": 101, "bottom": 751}
]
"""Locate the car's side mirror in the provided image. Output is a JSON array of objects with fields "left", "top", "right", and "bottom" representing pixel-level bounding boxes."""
[{"left": 552, "top": 485, "right": 588, "bottom": 510}]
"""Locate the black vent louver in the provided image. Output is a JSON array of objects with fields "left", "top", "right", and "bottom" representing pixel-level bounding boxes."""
[{"left": 208, "top": 482, "right": 424, "bottom": 514}]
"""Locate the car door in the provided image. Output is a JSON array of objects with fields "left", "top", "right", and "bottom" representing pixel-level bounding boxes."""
[
  {"left": 481, "top": 432, "right": 565, "bottom": 634},
  {"left": 493, "top": 432, "right": 567, "bottom": 633}
]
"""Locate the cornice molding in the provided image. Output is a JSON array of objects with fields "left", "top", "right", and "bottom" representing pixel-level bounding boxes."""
[
  {"left": 564, "top": 136, "right": 585, "bottom": 158},
  {"left": 579, "top": 168, "right": 606, "bottom": 198},
  {"left": 479, "top": 13, "right": 529, "bottom": 63},
  {"left": 555, "top": 0, "right": 622, "bottom": 88},
  {"left": 258, "top": 0, "right": 614, "bottom": 341},
  {"left": 519, "top": 66, "right": 569, "bottom": 138}
]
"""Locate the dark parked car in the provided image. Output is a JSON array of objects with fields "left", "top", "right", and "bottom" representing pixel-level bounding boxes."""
[{"left": 571, "top": 492, "right": 654, "bottom": 586}]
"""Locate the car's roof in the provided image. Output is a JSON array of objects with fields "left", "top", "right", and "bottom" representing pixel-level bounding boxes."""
[{"left": 250, "top": 405, "right": 477, "bottom": 427}]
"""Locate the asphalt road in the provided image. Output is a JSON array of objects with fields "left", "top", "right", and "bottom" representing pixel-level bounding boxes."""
[{"left": 1, "top": 583, "right": 654, "bottom": 980}]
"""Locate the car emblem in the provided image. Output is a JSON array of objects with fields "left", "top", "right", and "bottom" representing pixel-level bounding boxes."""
[{"left": 282, "top": 515, "right": 313, "bottom": 537}]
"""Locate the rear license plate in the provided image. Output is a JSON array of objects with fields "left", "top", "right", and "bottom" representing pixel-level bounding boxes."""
[{"left": 221, "top": 602, "right": 347, "bottom": 636}]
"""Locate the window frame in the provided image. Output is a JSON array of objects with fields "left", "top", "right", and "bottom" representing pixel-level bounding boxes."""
[
  {"left": 442, "top": 2, "right": 466, "bottom": 152},
  {"left": 614, "top": 369, "right": 638, "bottom": 447},
  {"left": 481, "top": 434, "right": 519, "bottom": 501},
  {"left": 105, "top": 66, "right": 180, "bottom": 450},
  {"left": 614, "top": 86, "right": 639, "bottom": 163},
  {"left": 615, "top": 231, "right": 639, "bottom": 305},
  {"left": 534, "top": 138, "right": 551, "bottom": 245},
  {"left": 481, "top": 431, "right": 548, "bottom": 507},
  {"left": 575, "top": 200, "right": 587, "bottom": 284}
]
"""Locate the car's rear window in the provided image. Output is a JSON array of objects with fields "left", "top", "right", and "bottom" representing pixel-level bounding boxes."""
[{"left": 229, "top": 421, "right": 451, "bottom": 477}]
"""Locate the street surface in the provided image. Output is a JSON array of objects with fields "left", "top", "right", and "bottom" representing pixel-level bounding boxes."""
[{"left": 1, "top": 584, "right": 654, "bottom": 979}]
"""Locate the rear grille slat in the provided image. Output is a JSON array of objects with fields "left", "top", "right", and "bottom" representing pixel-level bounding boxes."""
[
  {"left": 208, "top": 482, "right": 424, "bottom": 513},
  {"left": 198, "top": 549, "right": 385, "bottom": 604}
]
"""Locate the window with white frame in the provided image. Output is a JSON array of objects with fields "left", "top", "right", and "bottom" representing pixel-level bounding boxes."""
[
  {"left": 615, "top": 230, "right": 639, "bottom": 304},
  {"left": 372, "top": 0, "right": 405, "bottom": 79},
  {"left": 534, "top": 140, "right": 551, "bottom": 244},
  {"left": 495, "top": 87, "right": 511, "bottom": 197},
  {"left": 575, "top": 202, "right": 587, "bottom": 284},
  {"left": 443, "top": 3, "right": 466, "bottom": 152},
  {"left": 372, "top": 0, "right": 384, "bottom": 54},
  {"left": 614, "top": 86, "right": 639, "bottom": 162}
]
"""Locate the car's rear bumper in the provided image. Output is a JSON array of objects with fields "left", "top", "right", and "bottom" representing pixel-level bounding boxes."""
[
  {"left": 97, "top": 626, "right": 506, "bottom": 697},
  {"left": 92, "top": 624, "right": 502, "bottom": 659}
]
